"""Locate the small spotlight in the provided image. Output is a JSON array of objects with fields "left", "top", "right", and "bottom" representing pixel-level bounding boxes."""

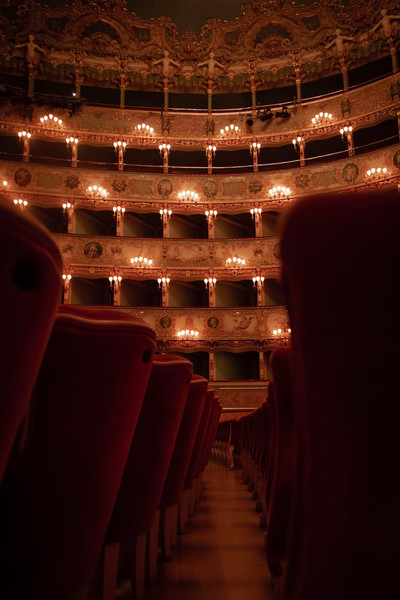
[
  {"left": 246, "top": 118, "right": 254, "bottom": 127},
  {"left": 72, "top": 92, "right": 76, "bottom": 97},
  {"left": 275, "top": 106, "right": 290, "bottom": 119},
  {"left": 260, "top": 108, "right": 273, "bottom": 122}
]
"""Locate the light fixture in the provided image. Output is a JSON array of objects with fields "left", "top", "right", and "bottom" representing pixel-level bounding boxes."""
[
  {"left": 1, "top": 180, "right": 7, "bottom": 188},
  {"left": 13, "top": 198, "right": 28, "bottom": 209},
  {"left": 177, "top": 329, "right": 199, "bottom": 339},
  {"left": 292, "top": 135, "right": 304, "bottom": 151},
  {"left": 62, "top": 273, "right": 72, "bottom": 285},
  {"left": 272, "top": 327, "right": 292, "bottom": 343},
  {"left": 135, "top": 123, "right": 154, "bottom": 136},
  {"left": 159, "top": 143, "right": 171, "bottom": 157},
  {"left": 87, "top": 185, "right": 108, "bottom": 199},
  {"left": 160, "top": 208, "right": 172, "bottom": 221},
  {"left": 250, "top": 207, "right": 262, "bottom": 219},
  {"left": 340, "top": 125, "right": 353, "bottom": 139},
  {"left": 113, "top": 204, "right": 125, "bottom": 218},
  {"left": 178, "top": 190, "right": 199, "bottom": 202},
  {"left": 252, "top": 275, "right": 265, "bottom": 286},
  {"left": 113, "top": 140, "right": 127, "bottom": 151},
  {"left": 219, "top": 124, "right": 240, "bottom": 137},
  {"left": 157, "top": 276, "right": 170, "bottom": 288},
  {"left": 365, "top": 167, "right": 388, "bottom": 180},
  {"left": 249, "top": 141, "right": 261, "bottom": 155},
  {"left": 205, "top": 209, "right": 217, "bottom": 221},
  {"left": 204, "top": 277, "right": 217, "bottom": 288},
  {"left": 226, "top": 256, "right": 246, "bottom": 266},
  {"left": 39, "top": 114, "right": 63, "bottom": 127},
  {"left": 18, "top": 130, "right": 31, "bottom": 140},
  {"left": 312, "top": 111, "right": 333, "bottom": 127},
  {"left": 62, "top": 201, "right": 73, "bottom": 214},
  {"left": 205, "top": 144, "right": 216, "bottom": 159},
  {"left": 130, "top": 256, "right": 153, "bottom": 267},
  {"left": 260, "top": 108, "right": 273, "bottom": 121},
  {"left": 275, "top": 106, "right": 290, "bottom": 119},
  {"left": 66, "top": 136, "right": 79, "bottom": 147},
  {"left": 109, "top": 274, "right": 122, "bottom": 287},
  {"left": 269, "top": 186, "right": 291, "bottom": 199}
]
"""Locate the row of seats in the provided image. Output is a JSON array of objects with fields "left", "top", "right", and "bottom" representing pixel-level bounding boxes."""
[
  {"left": 214, "top": 191, "right": 400, "bottom": 600},
  {"left": 0, "top": 196, "right": 221, "bottom": 600}
]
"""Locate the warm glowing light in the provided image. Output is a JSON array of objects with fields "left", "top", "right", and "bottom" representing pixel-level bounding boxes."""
[
  {"left": 87, "top": 185, "right": 108, "bottom": 198},
  {"left": 177, "top": 329, "right": 199, "bottom": 338},
  {"left": 220, "top": 124, "right": 240, "bottom": 136},
  {"left": 205, "top": 209, "right": 218, "bottom": 219},
  {"left": 311, "top": 112, "right": 333, "bottom": 126},
  {"left": 135, "top": 123, "right": 154, "bottom": 136},
  {"left": 40, "top": 114, "right": 63, "bottom": 126},
  {"left": 13, "top": 198, "right": 28, "bottom": 208},
  {"left": 269, "top": 186, "right": 291, "bottom": 199},
  {"left": 226, "top": 256, "right": 246, "bottom": 266},
  {"left": 250, "top": 207, "right": 262, "bottom": 217},
  {"left": 130, "top": 256, "right": 153, "bottom": 266},
  {"left": 178, "top": 190, "right": 199, "bottom": 202},
  {"left": 366, "top": 167, "right": 388, "bottom": 179},
  {"left": 66, "top": 136, "right": 79, "bottom": 145},
  {"left": 18, "top": 130, "right": 31, "bottom": 139}
]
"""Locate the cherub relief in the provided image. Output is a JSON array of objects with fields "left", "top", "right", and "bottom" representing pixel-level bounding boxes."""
[
  {"left": 198, "top": 52, "right": 224, "bottom": 79},
  {"left": 15, "top": 34, "right": 45, "bottom": 68},
  {"left": 153, "top": 50, "right": 180, "bottom": 78},
  {"left": 371, "top": 8, "right": 400, "bottom": 39},
  {"left": 325, "top": 29, "right": 354, "bottom": 58}
]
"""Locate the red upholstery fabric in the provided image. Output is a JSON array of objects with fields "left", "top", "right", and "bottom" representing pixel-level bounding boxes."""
[
  {"left": 0, "top": 198, "right": 62, "bottom": 482},
  {"left": 280, "top": 192, "right": 400, "bottom": 600},
  {"left": 266, "top": 347, "right": 295, "bottom": 577},
  {"left": 0, "top": 308, "right": 156, "bottom": 600},
  {"left": 160, "top": 374, "right": 208, "bottom": 509},
  {"left": 183, "top": 385, "right": 214, "bottom": 491},
  {"left": 106, "top": 353, "right": 193, "bottom": 542},
  {"left": 198, "top": 393, "right": 221, "bottom": 473}
]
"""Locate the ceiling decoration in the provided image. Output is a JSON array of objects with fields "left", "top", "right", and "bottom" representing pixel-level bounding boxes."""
[{"left": 0, "top": 0, "right": 399, "bottom": 92}]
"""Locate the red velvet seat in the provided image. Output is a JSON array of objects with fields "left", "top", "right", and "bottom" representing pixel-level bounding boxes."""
[
  {"left": 159, "top": 374, "right": 208, "bottom": 560},
  {"left": 0, "top": 307, "right": 156, "bottom": 600},
  {"left": 280, "top": 192, "right": 400, "bottom": 600},
  {"left": 265, "top": 348, "right": 295, "bottom": 583},
  {"left": 0, "top": 197, "right": 62, "bottom": 483},
  {"left": 97, "top": 353, "right": 193, "bottom": 599}
]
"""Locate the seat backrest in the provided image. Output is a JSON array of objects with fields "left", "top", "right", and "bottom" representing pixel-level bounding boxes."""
[
  {"left": 160, "top": 374, "right": 208, "bottom": 508},
  {"left": 0, "top": 198, "right": 62, "bottom": 482},
  {"left": 0, "top": 308, "right": 156, "bottom": 600},
  {"left": 106, "top": 353, "right": 193, "bottom": 542},
  {"left": 280, "top": 192, "right": 400, "bottom": 600},
  {"left": 183, "top": 384, "right": 214, "bottom": 490}
]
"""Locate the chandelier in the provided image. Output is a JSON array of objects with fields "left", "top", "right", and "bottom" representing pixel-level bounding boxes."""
[
  {"left": 269, "top": 186, "right": 291, "bottom": 199},
  {"left": 178, "top": 190, "right": 199, "bottom": 202}
]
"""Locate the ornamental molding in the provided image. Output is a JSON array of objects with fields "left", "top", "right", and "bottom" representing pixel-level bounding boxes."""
[{"left": 1, "top": 0, "right": 399, "bottom": 93}]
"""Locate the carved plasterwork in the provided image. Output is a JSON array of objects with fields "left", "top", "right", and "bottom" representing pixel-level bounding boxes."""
[{"left": 1, "top": 0, "right": 399, "bottom": 93}]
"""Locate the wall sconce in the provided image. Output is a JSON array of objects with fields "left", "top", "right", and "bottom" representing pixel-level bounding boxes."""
[
  {"left": 109, "top": 274, "right": 122, "bottom": 288},
  {"left": 204, "top": 277, "right": 217, "bottom": 289},
  {"left": 157, "top": 276, "right": 170, "bottom": 288},
  {"left": 219, "top": 124, "right": 240, "bottom": 138},
  {"left": 250, "top": 140, "right": 261, "bottom": 172},
  {"left": 340, "top": 125, "right": 353, "bottom": 141},
  {"left": 269, "top": 185, "right": 291, "bottom": 200},
  {"left": 252, "top": 275, "right": 264, "bottom": 286},
  {"left": 272, "top": 327, "right": 292, "bottom": 344},
  {"left": 40, "top": 114, "right": 63, "bottom": 127},
  {"left": 2, "top": 180, "right": 8, "bottom": 189},
  {"left": 113, "top": 204, "right": 125, "bottom": 218},
  {"left": 159, "top": 142, "right": 171, "bottom": 173},
  {"left": 292, "top": 135, "right": 306, "bottom": 166},
  {"left": 130, "top": 256, "right": 153, "bottom": 267},
  {"left": 13, "top": 198, "right": 28, "bottom": 210},
  {"left": 66, "top": 136, "right": 79, "bottom": 167},
  {"left": 340, "top": 125, "right": 354, "bottom": 156},
  {"left": 62, "top": 273, "right": 72, "bottom": 287},
  {"left": 135, "top": 123, "right": 154, "bottom": 136},
  {"left": 113, "top": 140, "right": 127, "bottom": 171},
  {"left": 87, "top": 185, "right": 108, "bottom": 199},
  {"left": 250, "top": 207, "right": 262, "bottom": 219},
  {"left": 177, "top": 329, "right": 199, "bottom": 339},
  {"left": 205, "top": 209, "right": 218, "bottom": 222},
  {"left": 311, "top": 111, "right": 333, "bottom": 127},
  {"left": 160, "top": 208, "right": 172, "bottom": 221},
  {"left": 62, "top": 201, "right": 74, "bottom": 214},
  {"left": 18, "top": 130, "right": 31, "bottom": 162},
  {"left": 226, "top": 256, "right": 246, "bottom": 267},
  {"left": 205, "top": 143, "right": 216, "bottom": 174},
  {"left": 365, "top": 167, "right": 388, "bottom": 180},
  {"left": 178, "top": 189, "right": 199, "bottom": 202}
]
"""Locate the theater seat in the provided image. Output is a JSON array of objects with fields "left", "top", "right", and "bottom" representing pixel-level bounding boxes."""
[
  {"left": 0, "top": 197, "right": 62, "bottom": 482},
  {"left": 97, "top": 353, "right": 193, "bottom": 600},
  {"left": 280, "top": 192, "right": 400, "bottom": 600},
  {"left": 0, "top": 307, "right": 156, "bottom": 600},
  {"left": 159, "top": 374, "right": 208, "bottom": 561}
]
